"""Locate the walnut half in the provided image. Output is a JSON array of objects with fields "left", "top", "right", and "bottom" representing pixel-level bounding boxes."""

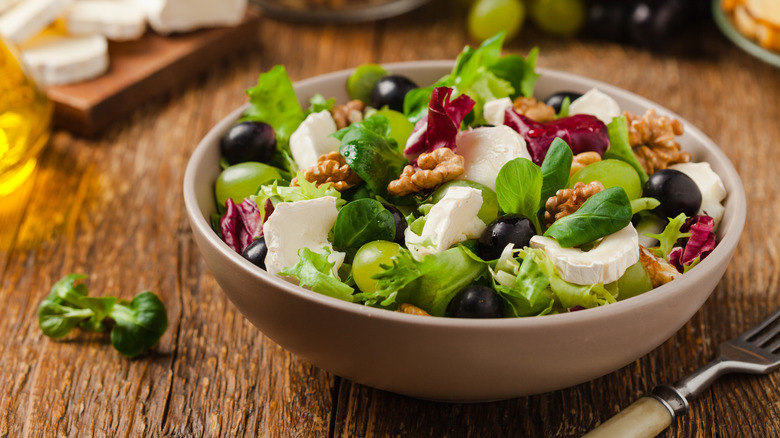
[
  {"left": 292, "top": 151, "right": 362, "bottom": 191},
  {"left": 626, "top": 109, "right": 690, "bottom": 175},
  {"left": 638, "top": 245, "right": 681, "bottom": 288},
  {"left": 387, "top": 148, "right": 465, "bottom": 196}
]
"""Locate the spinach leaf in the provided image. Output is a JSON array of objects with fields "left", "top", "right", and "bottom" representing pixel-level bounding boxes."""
[
  {"left": 540, "top": 138, "right": 573, "bottom": 204},
  {"left": 279, "top": 247, "right": 355, "bottom": 302},
  {"left": 333, "top": 199, "right": 396, "bottom": 250},
  {"left": 604, "top": 116, "right": 649, "bottom": 184},
  {"left": 495, "top": 157, "right": 543, "bottom": 233},
  {"left": 335, "top": 115, "right": 408, "bottom": 198},
  {"left": 109, "top": 292, "right": 169, "bottom": 358},
  {"left": 543, "top": 187, "right": 633, "bottom": 248},
  {"left": 38, "top": 274, "right": 169, "bottom": 357}
]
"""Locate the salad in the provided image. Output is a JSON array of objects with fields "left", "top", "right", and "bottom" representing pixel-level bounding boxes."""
[{"left": 211, "top": 34, "right": 727, "bottom": 319}]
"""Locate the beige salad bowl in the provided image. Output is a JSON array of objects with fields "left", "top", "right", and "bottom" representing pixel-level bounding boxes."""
[{"left": 183, "top": 61, "right": 746, "bottom": 401}]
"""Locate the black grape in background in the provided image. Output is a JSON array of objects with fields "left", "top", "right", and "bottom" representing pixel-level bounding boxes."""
[{"left": 583, "top": 0, "right": 717, "bottom": 54}]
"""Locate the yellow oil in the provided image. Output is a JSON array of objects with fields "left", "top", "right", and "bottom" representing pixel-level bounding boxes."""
[{"left": 0, "top": 39, "right": 52, "bottom": 196}]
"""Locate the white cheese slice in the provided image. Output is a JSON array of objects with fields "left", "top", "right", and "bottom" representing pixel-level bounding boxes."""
[
  {"left": 20, "top": 33, "right": 108, "bottom": 85},
  {"left": 66, "top": 0, "right": 146, "bottom": 41},
  {"left": 0, "top": 0, "right": 73, "bottom": 44},
  {"left": 130, "top": 0, "right": 246, "bottom": 35},
  {"left": 483, "top": 97, "right": 513, "bottom": 126},
  {"left": 289, "top": 110, "right": 341, "bottom": 169},
  {"left": 455, "top": 125, "right": 531, "bottom": 191},
  {"left": 262, "top": 196, "right": 345, "bottom": 278},
  {"left": 669, "top": 162, "right": 727, "bottom": 227},
  {"left": 530, "top": 224, "right": 639, "bottom": 285},
  {"left": 405, "top": 186, "right": 486, "bottom": 259},
  {"left": 568, "top": 88, "right": 621, "bottom": 125}
]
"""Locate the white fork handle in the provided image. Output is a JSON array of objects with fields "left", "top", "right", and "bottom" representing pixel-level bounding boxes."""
[{"left": 582, "top": 397, "right": 673, "bottom": 438}]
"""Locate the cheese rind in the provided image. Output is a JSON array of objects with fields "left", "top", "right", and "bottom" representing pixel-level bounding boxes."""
[
  {"left": 455, "top": 125, "right": 531, "bottom": 191},
  {"left": 66, "top": 0, "right": 147, "bottom": 41},
  {"left": 263, "top": 196, "right": 344, "bottom": 278},
  {"left": 20, "top": 33, "right": 109, "bottom": 85},
  {"left": 131, "top": 0, "right": 247, "bottom": 35},
  {"left": 530, "top": 224, "right": 639, "bottom": 285},
  {"left": 0, "top": 0, "right": 73, "bottom": 44}
]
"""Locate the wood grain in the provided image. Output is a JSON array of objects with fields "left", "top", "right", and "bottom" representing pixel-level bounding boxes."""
[{"left": 1, "top": 1, "right": 779, "bottom": 436}]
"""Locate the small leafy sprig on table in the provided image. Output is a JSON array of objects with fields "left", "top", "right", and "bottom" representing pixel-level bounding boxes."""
[{"left": 38, "top": 274, "right": 168, "bottom": 358}]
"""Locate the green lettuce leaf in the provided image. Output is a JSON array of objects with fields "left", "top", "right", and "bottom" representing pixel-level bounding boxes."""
[
  {"left": 646, "top": 213, "right": 691, "bottom": 260},
  {"left": 604, "top": 116, "right": 649, "bottom": 184},
  {"left": 494, "top": 252, "right": 554, "bottom": 317},
  {"left": 304, "top": 93, "right": 335, "bottom": 117},
  {"left": 279, "top": 247, "right": 355, "bottom": 302}
]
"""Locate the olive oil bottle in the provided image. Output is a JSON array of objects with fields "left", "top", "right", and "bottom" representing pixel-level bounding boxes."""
[{"left": 0, "top": 38, "right": 52, "bottom": 196}]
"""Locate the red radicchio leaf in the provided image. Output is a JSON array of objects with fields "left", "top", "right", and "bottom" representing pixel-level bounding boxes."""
[
  {"left": 220, "top": 198, "right": 272, "bottom": 254},
  {"left": 504, "top": 110, "right": 609, "bottom": 165},
  {"left": 668, "top": 215, "right": 716, "bottom": 272},
  {"left": 402, "top": 87, "right": 475, "bottom": 160}
]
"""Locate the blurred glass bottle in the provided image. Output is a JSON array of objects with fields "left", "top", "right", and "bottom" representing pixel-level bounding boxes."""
[{"left": 0, "top": 36, "right": 52, "bottom": 196}]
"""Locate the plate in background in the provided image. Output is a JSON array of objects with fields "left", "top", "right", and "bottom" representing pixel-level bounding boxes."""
[
  {"left": 252, "top": 0, "right": 430, "bottom": 23},
  {"left": 712, "top": 0, "right": 780, "bottom": 68}
]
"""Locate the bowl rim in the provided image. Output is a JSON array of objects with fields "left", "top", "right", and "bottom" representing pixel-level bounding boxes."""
[{"left": 183, "top": 60, "right": 746, "bottom": 330}]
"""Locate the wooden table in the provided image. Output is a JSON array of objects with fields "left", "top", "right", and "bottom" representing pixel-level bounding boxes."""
[{"left": 2, "top": 2, "right": 779, "bottom": 436}]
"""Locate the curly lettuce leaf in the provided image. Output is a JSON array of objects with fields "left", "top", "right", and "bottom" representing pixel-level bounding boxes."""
[
  {"left": 279, "top": 247, "right": 355, "bottom": 302},
  {"left": 367, "top": 246, "right": 487, "bottom": 316},
  {"left": 251, "top": 173, "right": 342, "bottom": 213},
  {"left": 491, "top": 246, "right": 554, "bottom": 317},
  {"left": 645, "top": 213, "right": 690, "bottom": 260}
]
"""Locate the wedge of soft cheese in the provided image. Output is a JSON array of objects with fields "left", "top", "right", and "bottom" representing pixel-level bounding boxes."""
[
  {"left": 569, "top": 88, "right": 621, "bottom": 125},
  {"left": 669, "top": 162, "right": 727, "bottom": 227},
  {"left": 263, "top": 196, "right": 345, "bottom": 278},
  {"left": 405, "top": 186, "right": 486, "bottom": 259},
  {"left": 455, "top": 125, "right": 531, "bottom": 191},
  {"left": 131, "top": 0, "right": 246, "bottom": 35},
  {"left": 290, "top": 110, "right": 341, "bottom": 169},
  {"left": 20, "top": 33, "right": 108, "bottom": 85},
  {"left": 0, "top": 0, "right": 73, "bottom": 44},
  {"left": 66, "top": 0, "right": 146, "bottom": 41},
  {"left": 483, "top": 97, "right": 513, "bottom": 126},
  {"left": 530, "top": 224, "right": 639, "bottom": 285}
]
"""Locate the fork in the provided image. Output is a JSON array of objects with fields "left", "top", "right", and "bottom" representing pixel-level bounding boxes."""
[{"left": 584, "top": 308, "right": 780, "bottom": 438}]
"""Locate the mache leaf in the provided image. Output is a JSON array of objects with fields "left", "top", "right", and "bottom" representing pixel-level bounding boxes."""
[
  {"left": 544, "top": 187, "right": 633, "bottom": 248},
  {"left": 495, "top": 157, "right": 543, "bottom": 233},
  {"left": 540, "top": 138, "right": 573, "bottom": 205}
]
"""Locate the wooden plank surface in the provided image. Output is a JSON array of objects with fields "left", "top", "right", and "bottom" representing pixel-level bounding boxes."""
[{"left": 1, "top": 1, "right": 779, "bottom": 436}]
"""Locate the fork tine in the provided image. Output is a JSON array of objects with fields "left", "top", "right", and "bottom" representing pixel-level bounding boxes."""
[
  {"left": 740, "top": 308, "right": 780, "bottom": 342},
  {"left": 767, "top": 337, "right": 780, "bottom": 356}
]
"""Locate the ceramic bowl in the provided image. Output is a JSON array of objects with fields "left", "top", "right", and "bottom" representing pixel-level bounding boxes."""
[{"left": 183, "top": 61, "right": 746, "bottom": 401}]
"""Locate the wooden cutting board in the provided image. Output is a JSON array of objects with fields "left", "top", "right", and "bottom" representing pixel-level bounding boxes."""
[{"left": 47, "top": 10, "right": 262, "bottom": 136}]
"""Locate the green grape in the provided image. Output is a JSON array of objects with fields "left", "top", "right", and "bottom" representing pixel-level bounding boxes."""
[
  {"left": 347, "top": 64, "right": 388, "bottom": 105},
  {"left": 352, "top": 241, "right": 404, "bottom": 294},
  {"left": 215, "top": 162, "right": 282, "bottom": 207},
  {"left": 529, "top": 0, "right": 586, "bottom": 38},
  {"left": 375, "top": 107, "right": 414, "bottom": 151},
  {"left": 468, "top": 0, "right": 525, "bottom": 43},
  {"left": 616, "top": 262, "right": 653, "bottom": 301},
  {"left": 431, "top": 180, "right": 500, "bottom": 225},
  {"left": 569, "top": 159, "right": 642, "bottom": 200}
]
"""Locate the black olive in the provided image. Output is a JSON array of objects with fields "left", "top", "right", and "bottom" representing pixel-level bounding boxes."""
[
  {"left": 220, "top": 121, "right": 276, "bottom": 165},
  {"left": 478, "top": 215, "right": 536, "bottom": 261},
  {"left": 643, "top": 169, "right": 702, "bottom": 219},
  {"left": 382, "top": 203, "right": 407, "bottom": 245},
  {"left": 242, "top": 237, "right": 268, "bottom": 270},
  {"left": 370, "top": 75, "right": 418, "bottom": 112},
  {"left": 543, "top": 91, "right": 582, "bottom": 113},
  {"left": 447, "top": 285, "right": 503, "bottom": 319}
]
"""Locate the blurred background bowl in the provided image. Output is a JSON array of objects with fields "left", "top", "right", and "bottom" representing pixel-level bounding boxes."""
[
  {"left": 183, "top": 61, "right": 746, "bottom": 401},
  {"left": 251, "top": 0, "right": 431, "bottom": 24}
]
